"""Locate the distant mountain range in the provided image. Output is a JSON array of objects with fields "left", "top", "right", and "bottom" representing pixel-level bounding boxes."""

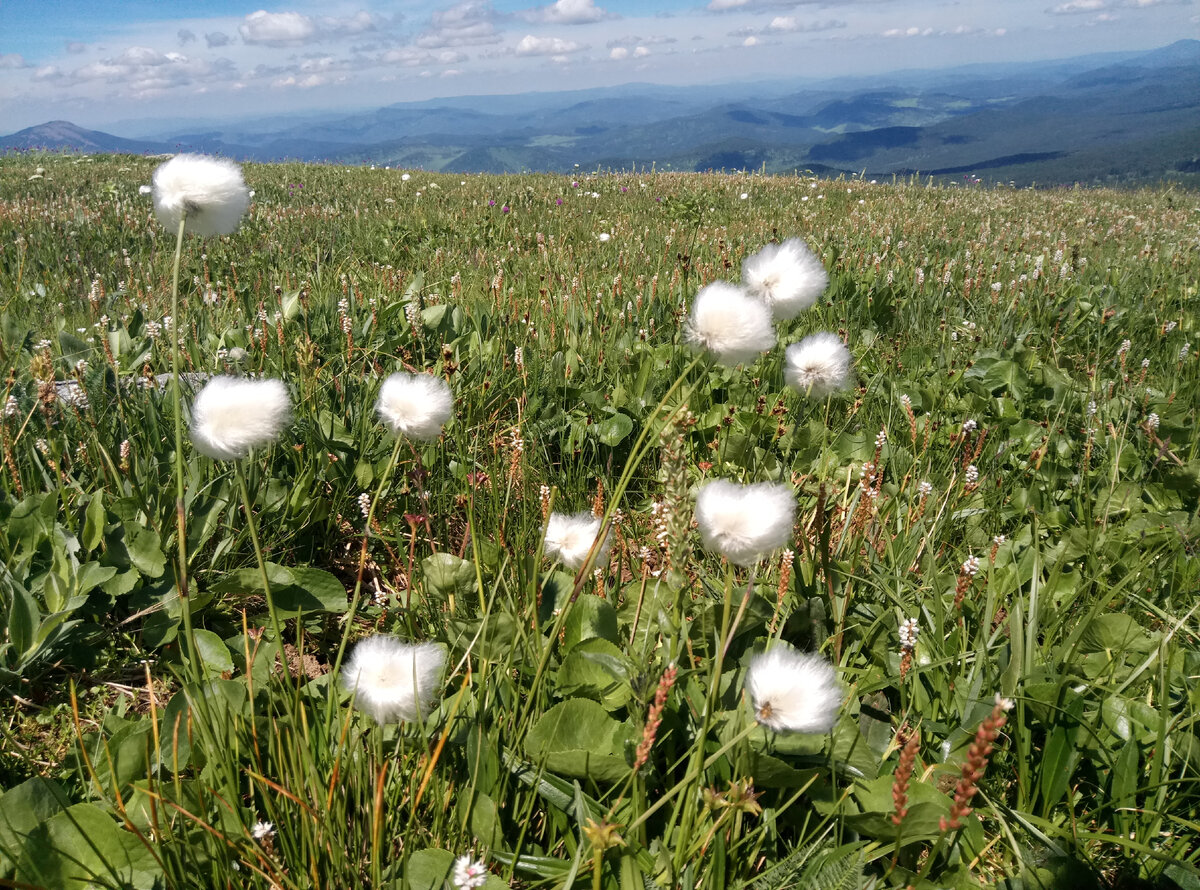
[{"left": 4, "top": 40, "right": 1200, "bottom": 186}]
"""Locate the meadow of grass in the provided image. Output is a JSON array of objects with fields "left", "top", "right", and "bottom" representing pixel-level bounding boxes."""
[{"left": 0, "top": 152, "right": 1198, "bottom": 890}]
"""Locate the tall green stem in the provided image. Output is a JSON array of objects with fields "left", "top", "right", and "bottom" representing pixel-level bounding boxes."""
[
  {"left": 169, "top": 213, "right": 200, "bottom": 678},
  {"left": 233, "top": 459, "right": 286, "bottom": 649}
]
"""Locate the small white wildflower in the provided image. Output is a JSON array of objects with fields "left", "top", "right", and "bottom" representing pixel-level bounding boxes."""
[
  {"left": 452, "top": 855, "right": 489, "bottom": 890},
  {"left": 961, "top": 419, "right": 977, "bottom": 434},
  {"left": 251, "top": 821, "right": 274, "bottom": 840},
  {"left": 964, "top": 465, "right": 979, "bottom": 484},
  {"left": 4, "top": 395, "right": 19, "bottom": 417},
  {"left": 1147, "top": 412, "right": 1160, "bottom": 431},
  {"left": 358, "top": 492, "right": 372, "bottom": 519},
  {"left": 898, "top": 618, "right": 920, "bottom": 651},
  {"left": 961, "top": 555, "right": 980, "bottom": 576},
  {"left": 917, "top": 481, "right": 932, "bottom": 497},
  {"left": 1180, "top": 343, "right": 1191, "bottom": 361}
]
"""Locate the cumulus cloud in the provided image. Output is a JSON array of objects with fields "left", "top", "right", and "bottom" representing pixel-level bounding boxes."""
[
  {"left": 205, "top": 31, "right": 233, "bottom": 48},
  {"left": 769, "top": 17, "right": 846, "bottom": 32},
  {"left": 238, "top": 10, "right": 378, "bottom": 47},
  {"left": 382, "top": 47, "right": 468, "bottom": 66},
  {"left": 416, "top": 2, "right": 502, "bottom": 48},
  {"left": 46, "top": 46, "right": 238, "bottom": 98},
  {"left": 883, "top": 24, "right": 1006, "bottom": 37},
  {"left": 0, "top": 53, "right": 29, "bottom": 69},
  {"left": 515, "top": 34, "right": 584, "bottom": 55},
  {"left": 609, "top": 46, "right": 629, "bottom": 59},
  {"left": 520, "top": 0, "right": 610, "bottom": 24},
  {"left": 606, "top": 34, "right": 676, "bottom": 47},
  {"left": 1049, "top": 0, "right": 1184, "bottom": 11}
]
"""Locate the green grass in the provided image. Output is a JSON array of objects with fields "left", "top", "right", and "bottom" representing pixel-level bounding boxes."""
[{"left": 0, "top": 151, "right": 1198, "bottom": 890}]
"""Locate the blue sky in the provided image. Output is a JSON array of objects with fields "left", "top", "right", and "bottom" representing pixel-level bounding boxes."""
[{"left": 1, "top": 0, "right": 1195, "bottom": 132}]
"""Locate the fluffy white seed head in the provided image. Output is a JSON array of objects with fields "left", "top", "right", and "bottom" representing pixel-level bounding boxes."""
[
  {"left": 741, "top": 238, "right": 828, "bottom": 320},
  {"left": 341, "top": 635, "right": 446, "bottom": 725},
  {"left": 784, "top": 332, "right": 853, "bottom": 398},
  {"left": 376, "top": 372, "right": 454, "bottom": 441},
  {"left": 695, "top": 479, "right": 795, "bottom": 567},
  {"left": 190, "top": 376, "right": 291, "bottom": 460},
  {"left": 685, "top": 281, "right": 775, "bottom": 366},
  {"left": 543, "top": 511, "right": 611, "bottom": 570},
  {"left": 151, "top": 154, "right": 250, "bottom": 237},
  {"left": 746, "top": 647, "right": 841, "bottom": 733}
]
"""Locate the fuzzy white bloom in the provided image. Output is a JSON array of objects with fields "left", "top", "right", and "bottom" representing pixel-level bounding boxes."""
[
  {"left": 695, "top": 479, "right": 795, "bottom": 567},
  {"left": 898, "top": 618, "right": 920, "bottom": 651},
  {"left": 741, "top": 238, "right": 828, "bottom": 320},
  {"left": 543, "top": 511, "right": 611, "bottom": 570},
  {"left": 189, "top": 376, "right": 290, "bottom": 460},
  {"left": 746, "top": 647, "right": 841, "bottom": 733},
  {"left": 783, "top": 332, "right": 853, "bottom": 398},
  {"left": 341, "top": 635, "right": 446, "bottom": 725},
  {"left": 376, "top": 372, "right": 453, "bottom": 441},
  {"left": 685, "top": 281, "right": 775, "bottom": 366},
  {"left": 452, "top": 856, "right": 489, "bottom": 890},
  {"left": 151, "top": 154, "right": 249, "bottom": 237}
]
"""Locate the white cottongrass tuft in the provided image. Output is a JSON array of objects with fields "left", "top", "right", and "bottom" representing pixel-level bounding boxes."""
[
  {"left": 341, "top": 635, "right": 446, "bottom": 725},
  {"left": 543, "top": 511, "right": 611, "bottom": 570},
  {"left": 190, "top": 376, "right": 291, "bottom": 460},
  {"left": 376, "top": 372, "right": 454, "bottom": 441},
  {"left": 452, "top": 855, "right": 489, "bottom": 890},
  {"left": 151, "top": 154, "right": 250, "bottom": 237},
  {"left": 685, "top": 281, "right": 775, "bottom": 366},
  {"left": 784, "top": 332, "right": 853, "bottom": 398},
  {"left": 694, "top": 479, "right": 795, "bottom": 567},
  {"left": 745, "top": 647, "right": 841, "bottom": 733},
  {"left": 741, "top": 238, "right": 828, "bottom": 320}
]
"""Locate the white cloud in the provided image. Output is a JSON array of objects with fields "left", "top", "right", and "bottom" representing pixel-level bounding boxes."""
[
  {"left": 520, "top": 0, "right": 610, "bottom": 24},
  {"left": 382, "top": 47, "right": 468, "bottom": 67},
  {"left": 1048, "top": 0, "right": 1182, "bottom": 12},
  {"left": 416, "top": 2, "right": 501, "bottom": 48},
  {"left": 633, "top": 45, "right": 650, "bottom": 57},
  {"left": 0, "top": 53, "right": 29, "bottom": 69},
  {"left": 609, "top": 46, "right": 629, "bottom": 59},
  {"left": 709, "top": 0, "right": 750, "bottom": 9},
  {"left": 743, "top": 35, "right": 759, "bottom": 45},
  {"left": 65, "top": 42, "right": 88, "bottom": 54},
  {"left": 766, "top": 17, "right": 846, "bottom": 33},
  {"left": 178, "top": 29, "right": 197, "bottom": 46},
  {"left": 238, "top": 10, "right": 378, "bottom": 47},
  {"left": 48, "top": 46, "right": 238, "bottom": 98},
  {"left": 515, "top": 34, "right": 584, "bottom": 55},
  {"left": 1049, "top": 0, "right": 1106, "bottom": 12},
  {"left": 205, "top": 31, "right": 233, "bottom": 48}
]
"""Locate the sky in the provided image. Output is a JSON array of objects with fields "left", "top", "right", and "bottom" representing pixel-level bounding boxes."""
[{"left": 0, "top": 0, "right": 1196, "bottom": 133}]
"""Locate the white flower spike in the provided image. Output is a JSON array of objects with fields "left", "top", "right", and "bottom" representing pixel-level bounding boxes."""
[
  {"left": 543, "top": 511, "right": 611, "bottom": 571},
  {"left": 190, "top": 376, "right": 291, "bottom": 460},
  {"left": 151, "top": 154, "right": 250, "bottom": 237},
  {"left": 742, "top": 238, "right": 828, "bottom": 320},
  {"left": 784, "top": 332, "right": 853, "bottom": 398},
  {"left": 694, "top": 479, "right": 795, "bottom": 567},
  {"left": 452, "top": 855, "right": 489, "bottom": 890},
  {"left": 376, "top": 372, "right": 454, "bottom": 441},
  {"left": 746, "top": 647, "right": 841, "bottom": 733},
  {"left": 685, "top": 281, "right": 775, "bottom": 366},
  {"left": 341, "top": 635, "right": 446, "bottom": 725}
]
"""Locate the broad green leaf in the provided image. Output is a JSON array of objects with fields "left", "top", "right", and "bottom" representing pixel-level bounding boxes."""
[
  {"left": 556, "top": 638, "right": 633, "bottom": 709},
  {"left": 126, "top": 525, "right": 166, "bottom": 578},
  {"left": 16, "top": 802, "right": 157, "bottom": 889},
  {"left": 595, "top": 411, "right": 634, "bottom": 446},
  {"left": 564, "top": 594, "right": 619, "bottom": 650},
  {"left": 524, "top": 698, "right": 634, "bottom": 783},
  {"left": 423, "top": 552, "right": 477, "bottom": 600},
  {"left": 193, "top": 629, "right": 234, "bottom": 678},
  {"left": 0, "top": 777, "right": 71, "bottom": 873},
  {"left": 82, "top": 493, "right": 105, "bottom": 552}
]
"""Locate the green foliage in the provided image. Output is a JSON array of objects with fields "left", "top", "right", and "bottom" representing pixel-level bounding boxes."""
[{"left": 0, "top": 153, "right": 1199, "bottom": 889}]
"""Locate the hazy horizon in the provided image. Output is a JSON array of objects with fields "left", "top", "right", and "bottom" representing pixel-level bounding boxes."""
[{"left": 2, "top": 0, "right": 1197, "bottom": 134}]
